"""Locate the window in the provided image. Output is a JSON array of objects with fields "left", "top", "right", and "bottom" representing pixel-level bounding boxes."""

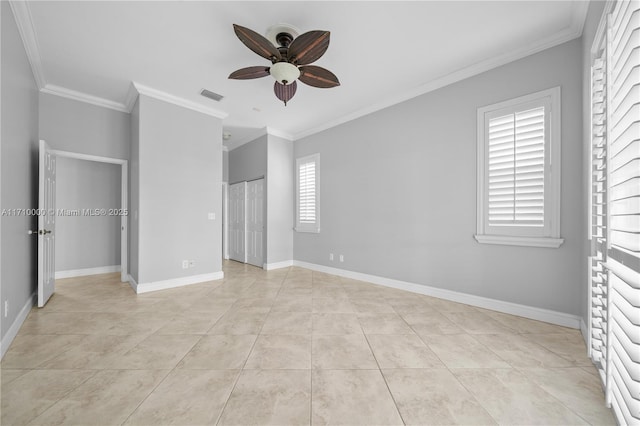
[
  {"left": 588, "top": 1, "right": 640, "bottom": 424},
  {"left": 475, "top": 87, "right": 563, "bottom": 248},
  {"left": 296, "top": 153, "right": 320, "bottom": 233}
]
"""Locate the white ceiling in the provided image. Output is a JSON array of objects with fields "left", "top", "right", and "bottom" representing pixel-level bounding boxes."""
[{"left": 15, "top": 1, "right": 588, "bottom": 146}]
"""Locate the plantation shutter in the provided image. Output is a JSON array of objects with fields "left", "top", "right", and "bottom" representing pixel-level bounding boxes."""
[
  {"left": 296, "top": 153, "right": 320, "bottom": 233},
  {"left": 589, "top": 1, "right": 640, "bottom": 424},
  {"left": 590, "top": 53, "right": 609, "bottom": 378},
  {"left": 299, "top": 160, "right": 316, "bottom": 224},
  {"left": 488, "top": 107, "right": 545, "bottom": 227},
  {"left": 605, "top": 1, "right": 640, "bottom": 423}
]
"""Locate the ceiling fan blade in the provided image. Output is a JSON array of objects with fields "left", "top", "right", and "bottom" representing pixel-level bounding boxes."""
[
  {"left": 299, "top": 65, "right": 340, "bottom": 88},
  {"left": 229, "top": 66, "right": 270, "bottom": 80},
  {"left": 233, "top": 24, "right": 282, "bottom": 62},
  {"left": 274, "top": 81, "right": 297, "bottom": 106},
  {"left": 287, "top": 31, "right": 330, "bottom": 65}
]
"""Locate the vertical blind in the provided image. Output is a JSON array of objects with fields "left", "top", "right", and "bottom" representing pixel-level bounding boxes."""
[
  {"left": 488, "top": 107, "right": 546, "bottom": 227},
  {"left": 298, "top": 160, "right": 317, "bottom": 224},
  {"left": 590, "top": 1, "right": 639, "bottom": 424}
]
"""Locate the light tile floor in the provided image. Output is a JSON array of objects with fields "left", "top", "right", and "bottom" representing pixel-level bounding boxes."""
[{"left": 1, "top": 261, "right": 615, "bottom": 425}]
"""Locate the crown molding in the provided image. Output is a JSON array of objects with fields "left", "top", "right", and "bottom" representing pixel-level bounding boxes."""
[
  {"left": 41, "top": 84, "right": 130, "bottom": 113},
  {"left": 265, "top": 126, "right": 294, "bottom": 141},
  {"left": 131, "top": 82, "right": 228, "bottom": 119},
  {"left": 124, "top": 82, "right": 139, "bottom": 112},
  {"left": 9, "top": 1, "right": 45, "bottom": 89},
  {"left": 570, "top": 0, "right": 591, "bottom": 38},
  {"left": 292, "top": 23, "right": 584, "bottom": 141}
]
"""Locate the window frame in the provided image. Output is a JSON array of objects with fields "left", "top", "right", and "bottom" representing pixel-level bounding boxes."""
[
  {"left": 295, "top": 153, "right": 320, "bottom": 233},
  {"left": 475, "top": 87, "right": 564, "bottom": 248}
]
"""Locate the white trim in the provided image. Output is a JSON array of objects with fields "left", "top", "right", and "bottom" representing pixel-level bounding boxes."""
[
  {"left": 50, "top": 150, "right": 126, "bottom": 165},
  {"left": 570, "top": 0, "right": 590, "bottom": 38},
  {"left": 476, "top": 87, "right": 562, "bottom": 247},
  {"left": 41, "top": 84, "right": 129, "bottom": 113},
  {"left": 55, "top": 265, "right": 121, "bottom": 279},
  {"left": 292, "top": 260, "right": 581, "bottom": 329},
  {"left": 127, "top": 274, "right": 138, "bottom": 293},
  {"left": 265, "top": 127, "right": 294, "bottom": 141},
  {"left": 1, "top": 293, "right": 35, "bottom": 359},
  {"left": 8, "top": 1, "right": 45, "bottom": 89},
  {"left": 131, "top": 83, "right": 228, "bottom": 119},
  {"left": 292, "top": 26, "right": 582, "bottom": 141},
  {"left": 591, "top": 1, "right": 616, "bottom": 59},
  {"left": 580, "top": 318, "right": 588, "bottom": 345},
  {"left": 295, "top": 153, "right": 320, "bottom": 233},
  {"left": 474, "top": 235, "right": 564, "bottom": 248},
  {"left": 52, "top": 150, "right": 128, "bottom": 282},
  {"left": 124, "top": 82, "right": 139, "bottom": 112},
  {"left": 222, "top": 182, "right": 229, "bottom": 260},
  {"left": 263, "top": 260, "right": 293, "bottom": 271},
  {"left": 134, "top": 271, "right": 224, "bottom": 294}
]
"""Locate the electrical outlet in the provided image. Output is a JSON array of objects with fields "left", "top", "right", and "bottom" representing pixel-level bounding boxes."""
[
  {"left": 329, "top": 253, "right": 334, "bottom": 261},
  {"left": 189, "top": 260, "right": 195, "bottom": 268},
  {"left": 182, "top": 260, "right": 189, "bottom": 269},
  {"left": 4, "top": 300, "right": 8, "bottom": 318},
  {"left": 339, "top": 255, "right": 344, "bottom": 262},
  {"left": 208, "top": 212, "right": 215, "bottom": 220}
]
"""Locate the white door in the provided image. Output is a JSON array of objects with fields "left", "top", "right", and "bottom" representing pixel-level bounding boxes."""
[
  {"left": 229, "top": 182, "right": 246, "bottom": 263},
  {"left": 38, "top": 140, "right": 56, "bottom": 307},
  {"left": 246, "top": 179, "right": 264, "bottom": 267}
]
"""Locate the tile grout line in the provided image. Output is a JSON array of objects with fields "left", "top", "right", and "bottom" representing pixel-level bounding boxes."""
[
  {"left": 19, "top": 367, "right": 99, "bottom": 425},
  {"left": 360, "top": 331, "right": 408, "bottom": 426},
  {"left": 214, "top": 267, "right": 284, "bottom": 426},
  {"left": 118, "top": 332, "right": 204, "bottom": 425}
]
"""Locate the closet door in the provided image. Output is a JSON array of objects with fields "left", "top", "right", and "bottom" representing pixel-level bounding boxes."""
[
  {"left": 229, "top": 182, "right": 246, "bottom": 263},
  {"left": 246, "top": 179, "right": 265, "bottom": 267}
]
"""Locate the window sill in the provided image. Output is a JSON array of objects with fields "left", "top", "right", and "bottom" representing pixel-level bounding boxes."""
[
  {"left": 474, "top": 234, "right": 564, "bottom": 248},
  {"left": 295, "top": 227, "right": 320, "bottom": 234}
]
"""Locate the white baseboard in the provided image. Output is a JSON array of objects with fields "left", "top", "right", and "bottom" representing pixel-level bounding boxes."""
[
  {"left": 292, "top": 260, "right": 581, "bottom": 329},
  {"left": 263, "top": 260, "right": 293, "bottom": 271},
  {"left": 580, "top": 318, "right": 588, "bottom": 343},
  {"left": 1, "top": 293, "right": 35, "bottom": 359},
  {"left": 127, "top": 274, "right": 138, "bottom": 293},
  {"left": 55, "top": 265, "right": 121, "bottom": 279},
  {"left": 133, "top": 271, "right": 224, "bottom": 294}
]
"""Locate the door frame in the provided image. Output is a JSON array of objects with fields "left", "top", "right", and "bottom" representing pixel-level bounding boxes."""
[
  {"left": 222, "top": 181, "right": 229, "bottom": 260},
  {"left": 51, "top": 149, "right": 128, "bottom": 282}
]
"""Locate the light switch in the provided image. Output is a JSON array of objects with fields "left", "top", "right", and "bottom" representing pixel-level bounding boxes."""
[{"left": 208, "top": 213, "right": 215, "bottom": 220}]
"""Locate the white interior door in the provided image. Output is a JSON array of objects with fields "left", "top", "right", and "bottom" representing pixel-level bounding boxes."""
[
  {"left": 229, "top": 182, "right": 246, "bottom": 263},
  {"left": 246, "top": 179, "right": 264, "bottom": 267},
  {"left": 38, "top": 140, "right": 56, "bottom": 307}
]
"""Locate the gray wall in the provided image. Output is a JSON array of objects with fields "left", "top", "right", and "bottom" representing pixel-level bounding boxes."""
[
  {"left": 39, "top": 92, "right": 130, "bottom": 160},
  {"left": 136, "top": 94, "right": 222, "bottom": 284},
  {"left": 228, "top": 134, "right": 294, "bottom": 266},
  {"left": 581, "top": 1, "right": 607, "bottom": 325},
  {"left": 223, "top": 150, "right": 229, "bottom": 182},
  {"left": 294, "top": 39, "right": 584, "bottom": 316},
  {"left": 1, "top": 1, "right": 40, "bottom": 340},
  {"left": 228, "top": 135, "right": 267, "bottom": 184},
  {"left": 129, "top": 100, "right": 140, "bottom": 282},
  {"left": 267, "top": 135, "right": 294, "bottom": 264},
  {"left": 55, "top": 157, "right": 121, "bottom": 272},
  {"left": 228, "top": 135, "right": 268, "bottom": 263}
]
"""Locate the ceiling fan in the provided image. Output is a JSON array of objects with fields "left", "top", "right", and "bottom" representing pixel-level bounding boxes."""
[{"left": 228, "top": 24, "right": 340, "bottom": 105}]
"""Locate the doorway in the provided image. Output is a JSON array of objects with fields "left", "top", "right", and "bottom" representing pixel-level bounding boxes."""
[
  {"left": 228, "top": 178, "right": 265, "bottom": 268},
  {"left": 51, "top": 149, "right": 128, "bottom": 282}
]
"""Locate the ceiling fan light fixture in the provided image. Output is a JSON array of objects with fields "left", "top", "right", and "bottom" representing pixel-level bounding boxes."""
[{"left": 270, "top": 62, "right": 300, "bottom": 85}]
